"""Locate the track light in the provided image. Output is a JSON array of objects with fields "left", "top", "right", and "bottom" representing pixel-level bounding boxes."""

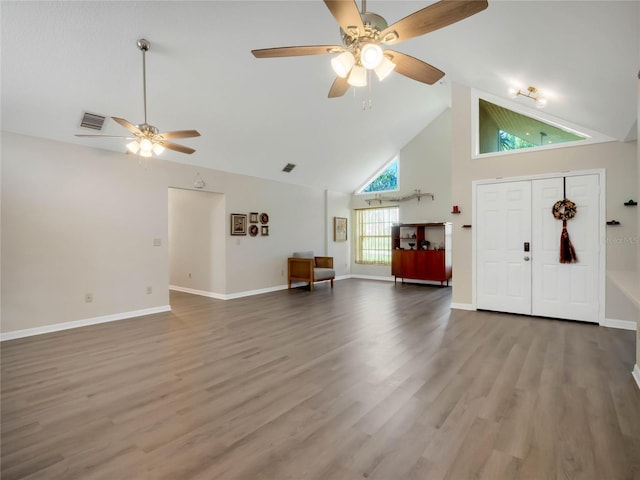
[{"left": 510, "top": 85, "right": 547, "bottom": 108}]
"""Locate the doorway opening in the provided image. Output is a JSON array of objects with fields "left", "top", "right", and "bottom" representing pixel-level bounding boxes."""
[{"left": 168, "top": 188, "right": 226, "bottom": 305}]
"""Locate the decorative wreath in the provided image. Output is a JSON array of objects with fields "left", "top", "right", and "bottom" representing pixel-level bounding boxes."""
[
  {"left": 552, "top": 199, "right": 577, "bottom": 221},
  {"left": 552, "top": 198, "right": 578, "bottom": 264}
]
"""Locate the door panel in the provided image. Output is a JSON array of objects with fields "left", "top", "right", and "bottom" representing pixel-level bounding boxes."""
[
  {"left": 531, "top": 175, "right": 599, "bottom": 322},
  {"left": 476, "top": 181, "right": 532, "bottom": 315}
]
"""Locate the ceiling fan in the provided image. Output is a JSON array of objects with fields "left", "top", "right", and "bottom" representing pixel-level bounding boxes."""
[
  {"left": 252, "top": 0, "right": 488, "bottom": 98},
  {"left": 76, "top": 39, "right": 200, "bottom": 157}
]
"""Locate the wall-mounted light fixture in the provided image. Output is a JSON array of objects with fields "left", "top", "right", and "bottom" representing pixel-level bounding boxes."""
[{"left": 509, "top": 85, "right": 547, "bottom": 109}]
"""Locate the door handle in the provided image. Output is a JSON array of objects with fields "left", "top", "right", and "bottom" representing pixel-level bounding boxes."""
[{"left": 524, "top": 256, "right": 530, "bottom": 261}]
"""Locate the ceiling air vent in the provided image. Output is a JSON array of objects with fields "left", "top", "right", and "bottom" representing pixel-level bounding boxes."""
[
  {"left": 80, "top": 112, "right": 106, "bottom": 131},
  {"left": 282, "top": 163, "right": 296, "bottom": 173}
]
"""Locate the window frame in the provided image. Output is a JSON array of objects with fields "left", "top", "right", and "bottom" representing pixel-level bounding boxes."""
[
  {"left": 471, "top": 89, "right": 613, "bottom": 160},
  {"left": 355, "top": 155, "right": 400, "bottom": 195},
  {"left": 354, "top": 206, "right": 399, "bottom": 265}
]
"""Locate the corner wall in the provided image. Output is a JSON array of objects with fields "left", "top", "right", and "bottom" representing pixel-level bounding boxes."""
[
  {"left": 350, "top": 108, "right": 453, "bottom": 277},
  {"left": 1, "top": 132, "right": 351, "bottom": 335}
]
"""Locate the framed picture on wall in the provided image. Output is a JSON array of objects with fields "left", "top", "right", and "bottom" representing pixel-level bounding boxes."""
[
  {"left": 261, "top": 225, "right": 269, "bottom": 236},
  {"left": 231, "top": 213, "right": 247, "bottom": 235},
  {"left": 249, "top": 212, "right": 259, "bottom": 224},
  {"left": 334, "top": 217, "right": 347, "bottom": 242}
]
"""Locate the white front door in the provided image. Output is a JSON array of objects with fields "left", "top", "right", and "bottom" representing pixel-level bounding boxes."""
[
  {"left": 531, "top": 175, "right": 600, "bottom": 322},
  {"left": 476, "top": 173, "right": 601, "bottom": 323},
  {"left": 476, "top": 181, "right": 532, "bottom": 315}
]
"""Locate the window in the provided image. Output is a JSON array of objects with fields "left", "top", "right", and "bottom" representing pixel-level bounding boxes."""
[
  {"left": 498, "top": 129, "right": 536, "bottom": 151},
  {"left": 358, "top": 157, "right": 399, "bottom": 194},
  {"left": 478, "top": 98, "right": 587, "bottom": 154},
  {"left": 355, "top": 206, "right": 399, "bottom": 265}
]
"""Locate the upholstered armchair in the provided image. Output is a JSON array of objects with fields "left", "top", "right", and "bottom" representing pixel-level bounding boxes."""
[{"left": 287, "top": 251, "right": 335, "bottom": 290}]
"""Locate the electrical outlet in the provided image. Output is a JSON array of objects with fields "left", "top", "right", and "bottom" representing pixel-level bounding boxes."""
[
  {"left": 85, "top": 293, "right": 93, "bottom": 303},
  {"left": 146, "top": 286, "right": 153, "bottom": 295}
]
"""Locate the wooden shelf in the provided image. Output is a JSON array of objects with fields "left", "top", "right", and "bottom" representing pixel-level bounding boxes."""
[{"left": 391, "top": 222, "right": 452, "bottom": 286}]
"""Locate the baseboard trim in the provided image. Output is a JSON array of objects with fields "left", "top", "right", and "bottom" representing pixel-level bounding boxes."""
[
  {"left": 169, "top": 285, "right": 227, "bottom": 300},
  {"left": 601, "top": 318, "right": 637, "bottom": 331},
  {"left": 172, "top": 277, "right": 350, "bottom": 301},
  {"left": 224, "top": 285, "right": 290, "bottom": 300},
  {"left": 0, "top": 305, "right": 172, "bottom": 341},
  {"left": 451, "top": 302, "right": 475, "bottom": 311},
  {"left": 170, "top": 284, "right": 289, "bottom": 300},
  {"left": 632, "top": 365, "right": 640, "bottom": 392},
  {"left": 349, "top": 274, "right": 395, "bottom": 282}
]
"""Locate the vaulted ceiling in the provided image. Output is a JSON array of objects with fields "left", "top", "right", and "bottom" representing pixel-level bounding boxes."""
[{"left": 2, "top": 1, "right": 638, "bottom": 193}]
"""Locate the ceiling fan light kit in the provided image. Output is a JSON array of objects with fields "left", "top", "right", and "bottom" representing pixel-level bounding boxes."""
[
  {"left": 76, "top": 38, "right": 200, "bottom": 157},
  {"left": 348, "top": 64, "right": 368, "bottom": 87},
  {"left": 251, "top": 0, "right": 488, "bottom": 99},
  {"left": 331, "top": 51, "right": 355, "bottom": 78}
]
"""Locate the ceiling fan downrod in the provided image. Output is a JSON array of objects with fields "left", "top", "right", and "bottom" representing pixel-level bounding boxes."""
[{"left": 137, "top": 38, "right": 150, "bottom": 126}]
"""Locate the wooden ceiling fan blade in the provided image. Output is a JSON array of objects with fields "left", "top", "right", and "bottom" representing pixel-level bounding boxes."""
[
  {"left": 328, "top": 76, "right": 350, "bottom": 98},
  {"left": 157, "top": 140, "right": 195, "bottom": 155},
  {"left": 158, "top": 129, "right": 201, "bottom": 140},
  {"left": 111, "top": 117, "right": 142, "bottom": 135},
  {"left": 252, "top": 45, "right": 343, "bottom": 58},
  {"left": 386, "top": 50, "right": 445, "bottom": 85},
  {"left": 380, "top": 0, "right": 488, "bottom": 45},
  {"left": 324, "top": 0, "right": 365, "bottom": 38}
]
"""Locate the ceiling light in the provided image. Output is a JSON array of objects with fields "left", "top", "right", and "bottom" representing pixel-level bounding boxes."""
[
  {"left": 348, "top": 64, "right": 367, "bottom": 87},
  {"left": 152, "top": 143, "right": 165, "bottom": 155},
  {"left": 360, "top": 43, "right": 383, "bottom": 69},
  {"left": 126, "top": 140, "right": 140, "bottom": 154},
  {"left": 139, "top": 138, "right": 153, "bottom": 154},
  {"left": 374, "top": 56, "right": 396, "bottom": 81},
  {"left": 510, "top": 85, "right": 547, "bottom": 108},
  {"left": 331, "top": 51, "right": 355, "bottom": 78}
]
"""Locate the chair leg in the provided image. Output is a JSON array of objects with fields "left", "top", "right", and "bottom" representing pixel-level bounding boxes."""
[
  {"left": 310, "top": 281, "right": 314, "bottom": 291},
  {"left": 330, "top": 279, "right": 334, "bottom": 288},
  {"left": 288, "top": 280, "right": 291, "bottom": 289}
]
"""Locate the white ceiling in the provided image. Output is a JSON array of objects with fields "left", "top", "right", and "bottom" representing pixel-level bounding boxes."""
[{"left": 2, "top": 1, "right": 638, "bottom": 193}]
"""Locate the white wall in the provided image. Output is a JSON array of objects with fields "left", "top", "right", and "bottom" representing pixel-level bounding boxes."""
[
  {"left": 1, "top": 132, "right": 350, "bottom": 335},
  {"left": 326, "top": 190, "right": 351, "bottom": 277},
  {"left": 2, "top": 133, "right": 169, "bottom": 333},
  {"left": 451, "top": 83, "right": 638, "bottom": 321},
  {"left": 350, "top": 108, "right": 453, "bottom": 277},
  {"left": 168, "top": 188, "right": 225, "bottom": 294}
]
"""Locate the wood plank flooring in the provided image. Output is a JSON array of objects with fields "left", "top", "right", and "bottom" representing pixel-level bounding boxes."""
[{"left": 2, "top": 279, "right": 639, "bottom": 479}]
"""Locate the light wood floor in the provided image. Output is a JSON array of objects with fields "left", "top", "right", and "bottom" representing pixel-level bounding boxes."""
[{"left": 2, "top": 279, "right": 639, "bottom": 480}]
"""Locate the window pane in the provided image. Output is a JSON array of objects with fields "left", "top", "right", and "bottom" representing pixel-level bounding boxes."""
[
  {"left": 479, "top": 99, "right": 586, "bottom": 154},
  {"left": 355, "top": 206, "right": 398, "bottom": 265}
]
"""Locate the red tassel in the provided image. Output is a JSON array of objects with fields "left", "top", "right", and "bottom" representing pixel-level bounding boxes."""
[{"left": 559, "top": 220, "right": 578, "bottom": 263}]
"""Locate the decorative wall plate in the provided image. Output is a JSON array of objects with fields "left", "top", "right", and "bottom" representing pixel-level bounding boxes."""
[
  {"left": 249, "top": 225, "right": 259, "bottom": 236},
  {"left": 260, "top": 212, "right": 269, "bottom": 224}
]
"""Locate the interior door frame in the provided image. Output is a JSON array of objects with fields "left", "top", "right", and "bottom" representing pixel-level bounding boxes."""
[{"left": 472, "top": 168, "right": 606, "bottom": 324}]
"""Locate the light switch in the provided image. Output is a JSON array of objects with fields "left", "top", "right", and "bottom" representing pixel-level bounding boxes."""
[{"left": 153, "top": 238, "right": 161, "bottom": 246}]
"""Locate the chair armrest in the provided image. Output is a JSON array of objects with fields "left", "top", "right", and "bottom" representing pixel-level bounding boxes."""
[
  {"left": 288, "top": 257, "right": 315, "bottom": 280},
  {"left": 314, "top": 256, "right": 334, "bottom": 268}
]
